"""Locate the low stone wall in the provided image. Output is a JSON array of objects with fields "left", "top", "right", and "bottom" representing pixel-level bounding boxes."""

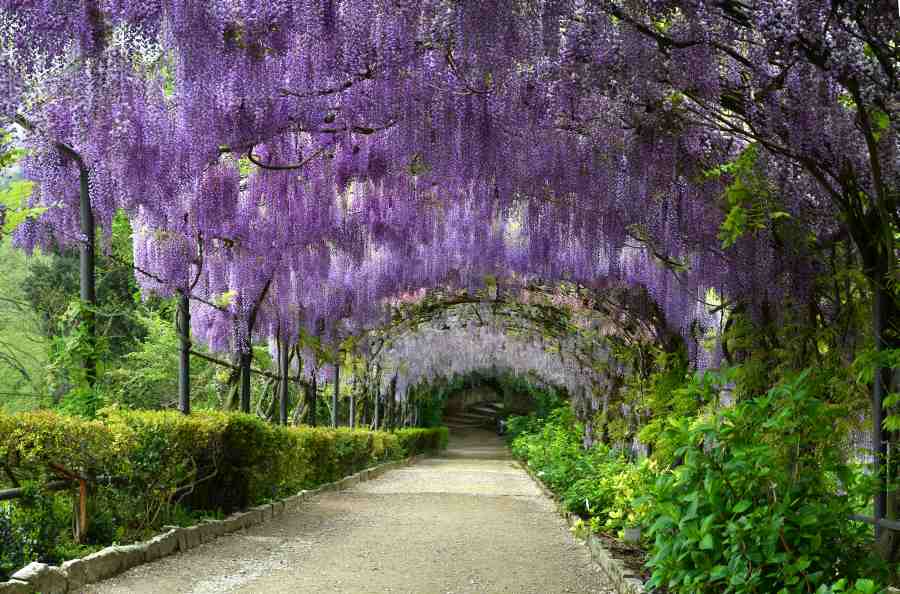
[
  {"left": 518, "top": 460, "right": 646, "bottom": 594},
  {"left": 0, "top": 455, "right": 426, "bottom": 594}
]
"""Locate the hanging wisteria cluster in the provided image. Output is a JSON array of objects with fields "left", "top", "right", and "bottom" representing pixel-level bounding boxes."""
[{"left": 0, "top": 1, "right": 895, "bottom": 377}]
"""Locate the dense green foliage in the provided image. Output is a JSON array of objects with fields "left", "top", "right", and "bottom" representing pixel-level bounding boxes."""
[
  {"left": 508, "top": 398, "right": 653, "bottom": 535},
  {"left": 0, "top": 409, "right": 447, "bottom": 579},
  {"left": 645, "top": 371, "right": 881, "bottom": 593},
  {"left": 509, "top": 369, "right": 890, "bottom": 593}
]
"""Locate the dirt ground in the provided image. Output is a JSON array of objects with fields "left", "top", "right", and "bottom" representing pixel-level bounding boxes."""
[{"left": 83, "top": 429, "right": 615, "bottom": 594}]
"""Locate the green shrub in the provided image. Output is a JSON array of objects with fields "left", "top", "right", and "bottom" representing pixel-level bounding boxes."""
[
  {"left": 0, "top": 409, "right": 447, "bottom": 577},
  {"left": 816, "top": 579, "right": 884, "bottom": 594},
  {"left": 0, "top": 410, "right": 129, "bottom": 477},
  {"left": 511, "top": 406, "right": 585, "bottom": 495},
  {"left": 0, "top": 503, "right": 28, "bottom": 579},
  {"left": 644, "top": 371, "right": 882, "bottom": 593},
  {"left": 509, "top": 405, "right": 655, "bottom": 534},
  {"left": 395, "top": 426, "right": 449, "bottom": 456},
  {"left": 0, "top": 489, "right": 102, "bottom": 580},
  {"left": 0, "top": 409, "right": 449, "bottom": 538}
]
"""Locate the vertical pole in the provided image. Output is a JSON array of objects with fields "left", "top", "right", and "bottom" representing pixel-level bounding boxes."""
[
  {"left": 78, "top": 164, "right": 97, "bottom": 387},
  {"left": 349, "top": 376, "right": 356, "bottom": 429},
  {"left": 374, "top": 391, "right": 380, "bottom": 430},
  {"left": 361, "top": 391, "right": 368, "bottom": 428},
  {"left": 389, "top": 375, "right": 398, "bottom": 430},
  {"left": 240, "top": 351, "right": 252, "bottom": 413},
  {"left": 279, "top": 338, "right": 290, "bottom": 425},
  {"left": 307, "top": 374, "right": 318, "bottom": 426},
  {"left": 177, "top": 291, "right": 191, "bottom": 415},
  {"left": 332, "top": 363, "right": 340, "bottom": 428}
]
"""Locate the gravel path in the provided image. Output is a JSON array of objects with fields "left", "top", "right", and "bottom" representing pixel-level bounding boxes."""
[{"left": 82, "top": 429, "right": 614, "bottom": 594}]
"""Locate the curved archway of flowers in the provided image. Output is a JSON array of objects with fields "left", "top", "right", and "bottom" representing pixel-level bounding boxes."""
[{"left": 339, "top": 281, "right": 687, "bottom": 447}]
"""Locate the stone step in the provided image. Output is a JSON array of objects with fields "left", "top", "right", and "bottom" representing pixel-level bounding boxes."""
[
  {"left": 468, "top": 405, "right": 503, "bottom": 416},
  {"left": 444, "top": 420, "right": 492, "bottom": 427},
  {"left": 444, "top": 421, "right": 489, "bottom": 429},
  {"left": 473, "top": 401, "right": 504, "bottom": 409},
  {"left": 452, "top": 411, "right": 493, "bottom": 421}
]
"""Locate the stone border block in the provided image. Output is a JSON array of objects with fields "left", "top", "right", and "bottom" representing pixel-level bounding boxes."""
[
  {"left": 0, "top": 580, "right": 32, "bottom": 594},
  {"left": 10, "top": 562, "right": 66, "bottom": 594},
  {"left": 76, "top": 547, "right": 128, "bottom": 584},
  {"left": 176, "top": 525, "right": 203, "bottom": 551},
  {"left": 117, "top": 543, "right": 148, "bottom": 571},
  {"left": 145, "top": 529, "right": 179, "bottom": 562},
  {"left": 251, "top": 503, "right": 273, "bottom": 522}
]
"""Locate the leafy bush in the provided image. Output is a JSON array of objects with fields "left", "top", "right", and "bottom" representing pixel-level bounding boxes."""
[
  {"left": 511, "top": 406, "right": 585, "bottom": 495},
  {"left": 0, "top": 410, "right": 129, "bottom": 474},
  {"left": 644, "top": 371, "right": 883, "bottom": 593},
  {"left": 509, "top": 405, "right": 654, "bottom": 534},
  {"left": 0, "top": 503, "right": 29, "bottom": 578},
  {"left": 395, "top": 426, "right": 449, "bottom": 456},
  {"left": 0, "top": 408, "right": 449, "bottom": 573},
  {"left": 99, "top": 308, "right": 220, "bottom": 410},
  {"left": 0, "top": 490, "right": 102, "bottom": 580},
  {"left": 816, "top": 579, "right": 883, "bottom": 594}
]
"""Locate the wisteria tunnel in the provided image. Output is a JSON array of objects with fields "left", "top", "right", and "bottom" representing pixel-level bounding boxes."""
[{"left": 0, "top": 2, "right": 897, "bottom": 593}]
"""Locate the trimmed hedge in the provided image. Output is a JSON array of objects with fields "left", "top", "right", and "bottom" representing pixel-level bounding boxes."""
[
  {"left": 396, "top": 426, "right": 449, "bottom": 456},
  {"left": 0, "top": 410, "right": 448, "bottom": 517}
]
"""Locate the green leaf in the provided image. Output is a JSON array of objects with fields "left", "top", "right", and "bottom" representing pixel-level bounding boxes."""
[
  {"left": 0, "top": 179, "right": 35, "bottom": 209},
  {"left": 213, "top": 290, "right": 237, "bottom": 308},
  {"left": 709, "top": 565, "right": 729, "bottom": 581},
  {"left": 699, "top": 533, "right": 714, "bottom": 550},
  {"left": 732, "top": 499, "right": 752, "bottom": 514},
  {"left": 2, "top": 205, "right": 48, "bottom": 235}
]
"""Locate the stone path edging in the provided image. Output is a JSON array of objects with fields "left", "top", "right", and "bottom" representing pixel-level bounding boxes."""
[
  {"left": 0, "top": 454, "right": 428, "bottom": 594},
  {"left": 517, "top": 460, "right": 647, "bottom": 594}
]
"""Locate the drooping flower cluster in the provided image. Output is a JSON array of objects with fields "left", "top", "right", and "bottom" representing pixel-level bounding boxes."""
[{"left": 0, "top": 1, "right": 893, "bottom": 377}]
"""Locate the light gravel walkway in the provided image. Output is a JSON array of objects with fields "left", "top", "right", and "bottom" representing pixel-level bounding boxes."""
[{"left": 82, "top": 429, "right": 613, "bottom": 594}]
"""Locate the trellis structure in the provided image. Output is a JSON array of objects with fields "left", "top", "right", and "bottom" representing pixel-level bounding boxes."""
[{"left": 0, "top": 1, "right": 895, "bottom": 536}]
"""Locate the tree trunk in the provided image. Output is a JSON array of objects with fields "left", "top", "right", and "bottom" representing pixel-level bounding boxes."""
[
  {"left": 846, "top": 211, "right": 897, "bottom": 555},
  {"left": 177, "top": 291, "right": 191, "bottom": 415}
]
